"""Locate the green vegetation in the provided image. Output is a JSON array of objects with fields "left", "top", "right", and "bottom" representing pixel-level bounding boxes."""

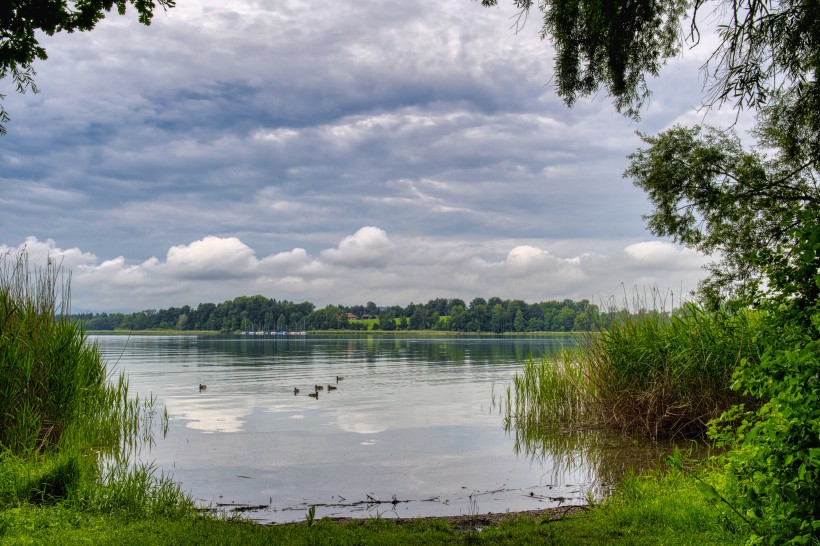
[
  {"left": 481, "top": 0, "right": 819, "bottom": 151},
  {"left": 504, "top": 281, "right": 818, "bottom": 544},
  {"left": 0, "top": 467, "right": 745, "bottom": 545},
  {"left": 505, "top": 302, "right": 762, "bottom": 439},
  {"left": 72, "top": 295, "right": 610, "bottom": 334},
  {"left": 0, "top": 249, "right": 195, "bottom": 538},
  {"left": 585, "top": 304, "right": 762, "bottom": 438}
]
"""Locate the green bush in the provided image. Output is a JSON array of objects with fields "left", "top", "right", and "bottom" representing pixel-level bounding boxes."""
[{"left": 709, "top": 211, "right": 820, "bottom": 545}]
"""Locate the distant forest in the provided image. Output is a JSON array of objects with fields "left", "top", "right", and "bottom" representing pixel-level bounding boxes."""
[{"left": 72, "top": 295, "right": 629, "bottom": 333}]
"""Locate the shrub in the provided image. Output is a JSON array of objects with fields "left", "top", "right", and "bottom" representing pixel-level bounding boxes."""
[{"left": 709, "top": 211, "right": 820, "bottom": 545}]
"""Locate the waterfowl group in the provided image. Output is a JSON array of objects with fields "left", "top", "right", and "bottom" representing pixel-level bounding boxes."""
[{"left": 293, "top": 376, "right": 346, "bottom": 399}]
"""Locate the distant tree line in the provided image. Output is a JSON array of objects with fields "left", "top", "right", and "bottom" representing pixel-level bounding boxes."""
[{"left": 72, "top": 295, "right": 628, "bottom": 333}]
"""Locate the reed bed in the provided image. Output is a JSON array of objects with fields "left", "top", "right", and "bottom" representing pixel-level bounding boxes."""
[
  {"left": 504, "top": 301, "right": 762, "bottom": 449},
  {"left": 0, "top": 250, "right": 124, "bottom": 453},
  {"left": 0, "top": 248, "right": 192, "bottom": 516},
  {"left": 587, "top": 303, "right": 760, "bottom": 438}
]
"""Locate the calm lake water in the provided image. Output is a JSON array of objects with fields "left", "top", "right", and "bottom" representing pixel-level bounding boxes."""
[{"left": 93, "top": 334, "right": 597, "bottom": 523}]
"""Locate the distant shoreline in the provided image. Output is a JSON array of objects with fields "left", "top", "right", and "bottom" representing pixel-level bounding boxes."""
[{"left": 85, "top": 329, "right": 580, "bottom": 337}]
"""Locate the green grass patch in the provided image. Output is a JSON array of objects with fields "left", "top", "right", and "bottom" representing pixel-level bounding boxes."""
[{"left": 0, "top": 465, "right": 745, "bottom": 545}]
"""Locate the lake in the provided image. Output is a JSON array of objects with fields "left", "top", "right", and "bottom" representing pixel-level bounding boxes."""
[{"left": 93, "top": 334, "right": 600, "bottom": 523}]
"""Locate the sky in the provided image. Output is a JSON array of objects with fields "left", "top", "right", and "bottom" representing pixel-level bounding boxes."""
[{"left": 0, "top": 0, "right": 744, "bottom": 313}]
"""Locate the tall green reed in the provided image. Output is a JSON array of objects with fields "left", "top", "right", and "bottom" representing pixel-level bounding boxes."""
[
  {"left": 587, "top": 302, "right": 761, "bottom": 438},
  {"left": 0, "top": 249, "right": 126, "bottom": 453},
  {"left": 503, "top": 291, "right": 763, "bottom": 449},
  {"left": 0, "top": 249, "right": 191, "bottom": 515}
]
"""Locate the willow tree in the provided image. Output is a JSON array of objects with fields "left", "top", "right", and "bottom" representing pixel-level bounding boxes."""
[
  {"left": 0, "top": 0, "right": 175, "bottom": 135},
  {"left": 482, "top": 0, "right": 819, "bottom": 300},
  {"left": 480, "top": 0, "right": 818, "bottom": 142},
  {"left": 483, "top": 2, "right": 819, "bottom": 541}
]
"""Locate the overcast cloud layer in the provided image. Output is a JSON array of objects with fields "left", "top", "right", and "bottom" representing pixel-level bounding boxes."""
[{"left": 1, "top": 1, "right": 726, "bottom": 312}]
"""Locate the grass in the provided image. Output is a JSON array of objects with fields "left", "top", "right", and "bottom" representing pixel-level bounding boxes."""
[
  {"left": 586, "top": 304, "right": 762, "bottom": 438},
  {"left": 0, "top": 464, "right": 745, "bottom": 545}
]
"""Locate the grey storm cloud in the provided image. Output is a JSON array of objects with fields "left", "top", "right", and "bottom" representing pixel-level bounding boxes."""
[{"left": 0, "top": 0, "right": 722, "bottom": 312}]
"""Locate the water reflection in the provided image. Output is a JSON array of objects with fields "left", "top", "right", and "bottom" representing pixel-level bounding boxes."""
[{"left": 91, "top": 334, "right": 599, "bottom": 522}]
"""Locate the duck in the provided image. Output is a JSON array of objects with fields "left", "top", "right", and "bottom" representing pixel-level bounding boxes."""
[
  {"left": 327, "top": 385, "right": 337, "bottom": 391},
  {"left": 293, "top": 387, "right": 300, "bottom": 395},
  {"left": 199, "top": 384, "right": 207, "bottom": 391},
  {"left": 336, "top": 376, "right": 344, "bottom": 382},
  {"left": 314, "top": 385, "right": 324, "bottom": 391},
  {"left": 308, "top": 391, "right": 319, "bottom": 399}
]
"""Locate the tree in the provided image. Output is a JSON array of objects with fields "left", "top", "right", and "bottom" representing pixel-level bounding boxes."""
[
  {"left": 1, "top": 0, "right": 175, "bottom": 135},
  {"left": 480, "top": 0, "right": 819, "bottom": 142},
  {"left": 625, "top": 123, "right": 819, "bottom": 305},
  {"left": 409, "top": 306, "right": 428, "bottom": 330},
  {"left": 513, "top": 309, "right": 526, "bottom": 332},
  {"left": 481, "top": 3, "right": 818, "bottom": 539},
  {"left": 378, "top": 309, "right": 396, "bottom": 331},
  {"left": 483, "top": 0, "right": 819, "bottom": 299},
  {"left": 489, "top": 304, "right": 505, "bottom": 333},
  {"left": 552, "top": 307, "right": 576, "bottom": 332}
]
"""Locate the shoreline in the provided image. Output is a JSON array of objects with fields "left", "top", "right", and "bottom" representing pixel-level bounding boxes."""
[{"left": 85, "top": 329, "right": 580, "bottom": 337}]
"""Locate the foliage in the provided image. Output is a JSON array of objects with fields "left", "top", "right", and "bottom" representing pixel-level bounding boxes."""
[
  {"left": 504, "top": 350, "right": 588, "bottom": 430},
  {"left": 0, "top": 247, "right": 194, "bottom": 530},
  {"left": 589, "top": 304, "right": 762, "bottom": 438},
  {"left": 481, "top": 0, "right": 819, "bottom": 139},
  {"left": 483, "top": 0, "right": 687, "bottom": 118},
  {"left": 625, "top": 124, "right": 819, "bottom": 306},
  {"left": 0, "top": 0, "right": 175, "bottom": 135},
  {"left": 505, "top": 303, "right": 762, "bottom": 439},
  {"left": 708, "top": 211, "right": 820, "bottom": 545},
  {"left": 73, "top": 296, "right": 610, "bottom": 333},
  {"left": 0, "top": 249, "right": 112, "bottom": 452}
]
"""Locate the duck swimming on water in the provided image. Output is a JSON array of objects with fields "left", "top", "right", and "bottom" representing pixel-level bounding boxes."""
[{"left": 199, "top": 384, "right": 207, "bottom": 391}]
